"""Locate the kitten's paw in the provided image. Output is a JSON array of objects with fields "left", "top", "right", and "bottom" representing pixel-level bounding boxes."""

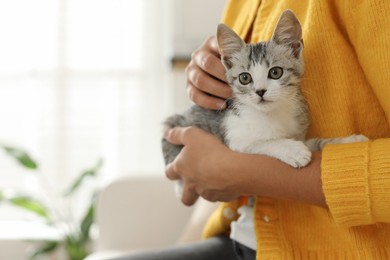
[
  {"left": 281, "top": 141, "right": 312, "bottom": 168},
  {"left": 340, "top": 134, "right": 369, "bottom": 143}
]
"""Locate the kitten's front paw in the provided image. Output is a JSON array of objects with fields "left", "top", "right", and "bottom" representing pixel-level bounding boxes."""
[
  {"left": 281, "top": 141, "right": 312, "bottom": 168},
  {"left": 341, "top": 134, "right": 369, "bottom": 143}
]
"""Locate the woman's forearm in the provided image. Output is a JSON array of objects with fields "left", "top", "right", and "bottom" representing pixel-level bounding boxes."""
[
  {"left": 165, "top": 127, "right": 327, "bottom": 207},
  {"left": 225, "top": 151, "right": 327, "bottom": 207}
]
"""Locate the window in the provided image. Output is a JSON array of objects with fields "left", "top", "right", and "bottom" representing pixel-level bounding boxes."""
[{"left": 0, "top": 0, "right": 174, "bottom": 205}]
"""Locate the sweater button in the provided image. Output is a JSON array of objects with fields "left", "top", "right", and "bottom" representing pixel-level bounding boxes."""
[
  {"left": 223, "top": 208, "right": 236, "bottom": 220},
  {"left": 263, "top": 215, "right": 270, "bottom": 223}
]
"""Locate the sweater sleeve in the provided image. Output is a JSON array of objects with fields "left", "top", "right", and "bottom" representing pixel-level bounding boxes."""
[{"left": 321, "top": 0, "right": 390, "bottom": 227}]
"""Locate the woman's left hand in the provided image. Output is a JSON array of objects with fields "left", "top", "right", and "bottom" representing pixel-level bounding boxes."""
[{"left": 164, "top": 126, "right": 241, "bottom": 206}]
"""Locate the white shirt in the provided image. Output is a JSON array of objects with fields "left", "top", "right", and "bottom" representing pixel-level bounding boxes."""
[{"left": 230, "top": 203, "right": 257, "bottom": 250}]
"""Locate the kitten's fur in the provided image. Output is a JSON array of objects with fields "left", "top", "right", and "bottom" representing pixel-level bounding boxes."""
[{"left": 162, "top": 11, "right": 367, "bottom": 175}]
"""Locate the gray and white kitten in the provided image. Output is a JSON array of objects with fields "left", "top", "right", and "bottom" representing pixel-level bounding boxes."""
[{"left": 162, "top": 11, "right": 367, "bottom": 183}]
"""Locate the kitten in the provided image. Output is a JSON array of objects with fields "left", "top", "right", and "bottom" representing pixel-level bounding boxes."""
[{"left": 162, "top": 10, "right": 367, "bottom": 184}]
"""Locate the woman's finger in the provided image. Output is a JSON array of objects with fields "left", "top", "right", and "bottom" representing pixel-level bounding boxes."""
[
  {"left": 187, "top": 83, "right": 227, "bottom": 110},
  {"left": 192, "top": 50, "right": 227, "bottom": 82},
  {"left": 187, "top": 64, "right": 231, "bottom": 99},
  {"left": 181, "top": 182, "right": 199, "bottom": 206},
  {"left": 164, "top": 127, "right": 190, "bottom": 145},
  {"left": 165, "top": 162, "right": 180, "bottom": 180}
]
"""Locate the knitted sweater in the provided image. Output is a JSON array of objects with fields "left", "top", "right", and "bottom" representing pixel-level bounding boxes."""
[{"left": 202, "top": 0, "right": 390, "bottom": 258}]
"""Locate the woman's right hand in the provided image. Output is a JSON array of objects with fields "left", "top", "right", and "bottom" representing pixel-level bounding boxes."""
[{"left": 185, "top": 36, "right": 232, "bottom": 110}]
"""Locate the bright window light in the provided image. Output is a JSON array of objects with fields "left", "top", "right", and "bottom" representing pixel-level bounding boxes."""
[{"left": 0, "top": 0, "right": 173, "bottom": 217}]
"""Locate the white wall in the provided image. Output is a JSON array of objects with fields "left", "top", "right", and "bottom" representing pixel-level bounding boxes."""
[
  {"left": 171, "top": 0, "right": 227, "bottom": 57},
  {"left": 169, "top": 0, "right": 227, "bottom": 114}
]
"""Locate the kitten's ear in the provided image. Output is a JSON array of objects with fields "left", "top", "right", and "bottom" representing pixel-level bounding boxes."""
[
  {"left": 272, "top": 10, "right": 303, "bottom": 58},
  {"left": 217, "top": 24, "right": 245, "bottom": 69}
]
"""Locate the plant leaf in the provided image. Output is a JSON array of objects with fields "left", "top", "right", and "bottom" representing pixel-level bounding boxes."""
[
  {"left": 63, "top": 158, "right": 103, "bottom": 197},
  {"left": 80, "top": 202, "right": 95, "bottom": 241},
  {"left": 65, "top": 237, "right": 88, "bottom": 260},
  {"left": 29, "top": 241, "right": 59, "bottom": 259},
  {"left": 9, "top": 196, "right": 50, "bottom": 220},
  {"left": 1, "top": 146, "right": 38, "bottom": 170}
]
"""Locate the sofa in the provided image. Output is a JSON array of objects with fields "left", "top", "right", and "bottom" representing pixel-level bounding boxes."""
[{"left": 86, "top": 175, "right": 219, "bottom": 260}]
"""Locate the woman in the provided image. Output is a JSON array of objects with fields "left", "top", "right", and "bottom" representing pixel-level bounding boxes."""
[{"left": 119, "top": 0, "right": 390, "bottom": 259}]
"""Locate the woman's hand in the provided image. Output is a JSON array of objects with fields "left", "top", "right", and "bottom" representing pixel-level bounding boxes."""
[
  {"left": 164, "top": 127, "right": 327, "bottom": 208},
  {"left": 186, "top": 36, "right": 232, "bottom": 110},
  {"left": 164, "top": 126, "right": 241, "bottom": 206}
]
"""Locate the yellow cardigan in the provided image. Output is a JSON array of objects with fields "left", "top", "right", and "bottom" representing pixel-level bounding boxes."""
[{"left": 203, "top": 0, "right": 390, "bottom": 258}]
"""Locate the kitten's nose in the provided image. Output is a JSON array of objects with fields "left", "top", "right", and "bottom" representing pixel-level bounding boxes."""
[{"left": 256, "top": 89, "right": 267, "bottom": 97}]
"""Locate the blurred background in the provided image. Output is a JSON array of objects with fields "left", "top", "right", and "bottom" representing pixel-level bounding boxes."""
[{"left": 0, "top": 0, "right": 226, "bottom": 259}]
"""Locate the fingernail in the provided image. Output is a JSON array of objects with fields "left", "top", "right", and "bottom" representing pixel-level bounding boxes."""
[
  {"left": 163, "top": 128, "right": 170, "bottom": 138},
  {"left": 216, "top": 101, "right": 226, "bottom": 109}
]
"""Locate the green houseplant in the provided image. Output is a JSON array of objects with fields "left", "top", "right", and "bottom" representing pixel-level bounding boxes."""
[{"left": 0, "top": 145, "right": 102, "bottom": 260}]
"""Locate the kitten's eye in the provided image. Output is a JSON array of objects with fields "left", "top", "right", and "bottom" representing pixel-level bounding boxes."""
[
  {"left": 239, "top": 73, "right": 252, "bottom": 85},
  {"left": 268, "top": 67, "right": 283, "bottom": 80}
]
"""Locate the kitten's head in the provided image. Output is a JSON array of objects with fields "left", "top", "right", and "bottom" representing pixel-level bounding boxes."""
[{"left": 217, "top": 10, "right": 304, "bottom": 112}]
